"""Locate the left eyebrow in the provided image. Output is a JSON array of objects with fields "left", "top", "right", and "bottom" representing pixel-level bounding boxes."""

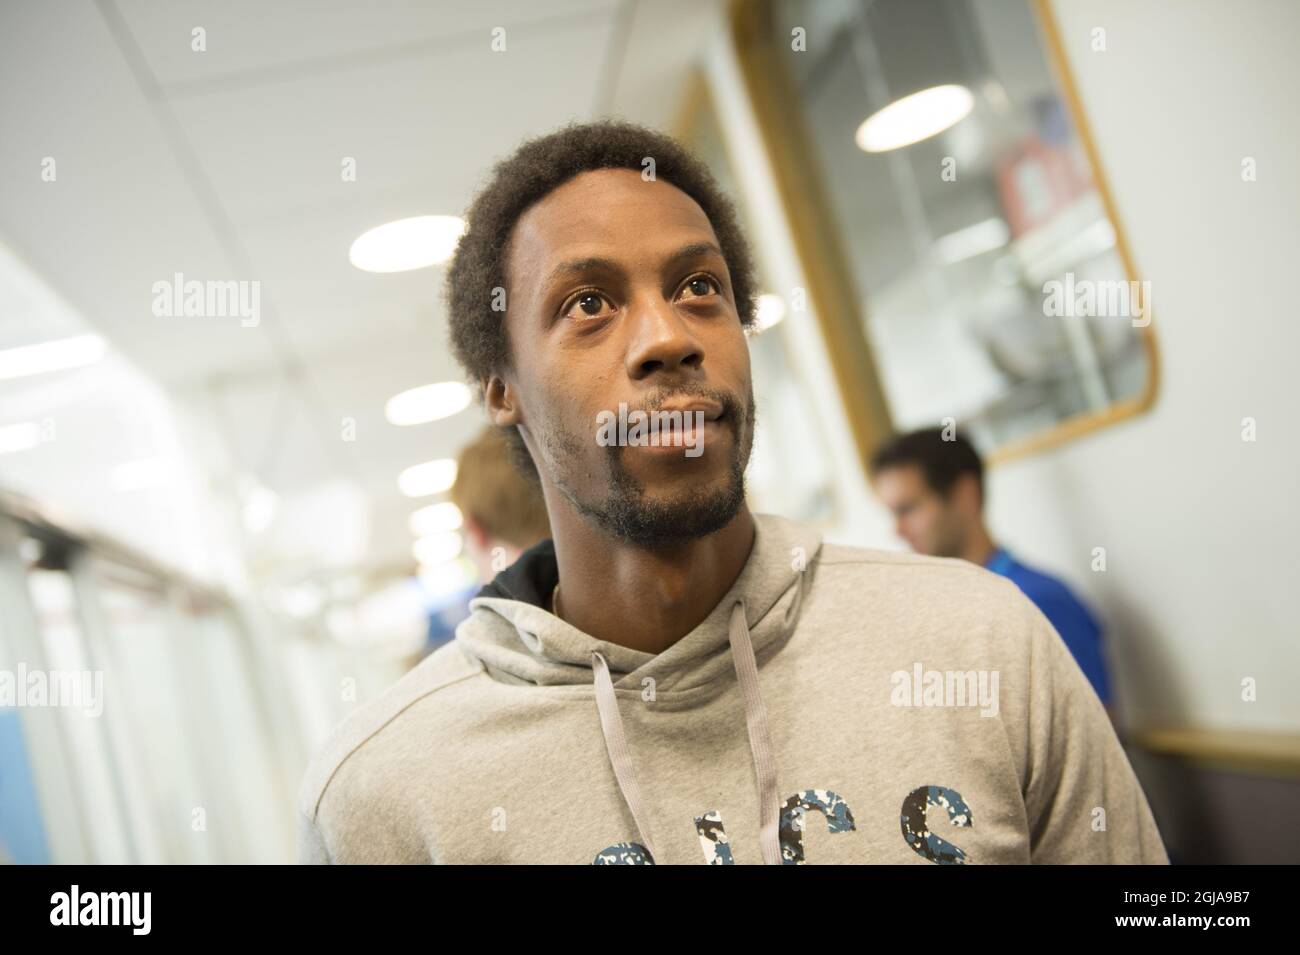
[{"left": 661, "top": 241, "right": 726, "bottom": 271}]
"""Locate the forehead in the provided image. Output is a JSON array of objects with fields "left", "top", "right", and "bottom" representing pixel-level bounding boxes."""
[{"left": 506, "top": 168, "right": 719, "bottom": 286}]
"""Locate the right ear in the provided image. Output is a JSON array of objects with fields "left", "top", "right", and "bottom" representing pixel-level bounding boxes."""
[
  {"left": 483, "top": 374, "right": 521, "bottom": 428},
  {"left": 952, "top": 472, "right": 983, "bottom": 516}
]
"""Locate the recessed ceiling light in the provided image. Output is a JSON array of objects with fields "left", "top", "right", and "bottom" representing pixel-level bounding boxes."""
[
  {"left": 855, "top": 84, "right": 974, "bottom": 153},
  {"left": 349, "top": 215, "right": 466, "bottom": 273},
  {"left": 410, "top": 501, "right": 463, "bottom": 537},
  {"left": 385, "top": 381, "right": 472, "bottom": 426},
  {"left": 398, "top": 458, "right": 458, "bottom": 498},
  {"left": 0, "top": 333, "right": 106, "bottom": 381},
  {"left": 416, "top": 557, "right": 476, "bottom": 597},
  {"left": 413, "top": 531, "right": 463, "bottom": 566}
]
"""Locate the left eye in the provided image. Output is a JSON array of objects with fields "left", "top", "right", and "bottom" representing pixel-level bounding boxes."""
[{"left": 679, "top": 275, "right": 719, "bottom": 300}]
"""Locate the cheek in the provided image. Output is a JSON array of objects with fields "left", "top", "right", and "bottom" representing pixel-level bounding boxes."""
[
  {"left": 913, "top": 509, "right": 938, "bottom": 539},
  {"left": 533, "top": 365, "right": 605, "bottom": 447}
]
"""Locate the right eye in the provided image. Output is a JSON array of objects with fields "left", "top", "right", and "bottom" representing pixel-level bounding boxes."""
[{"left": 561, "top": 290, "right": 615, "bottom": 322}]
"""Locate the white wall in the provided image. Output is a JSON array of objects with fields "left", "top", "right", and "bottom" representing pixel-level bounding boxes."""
[{"left": 986, "top": 0, "right": 1300, "bottom": 731}]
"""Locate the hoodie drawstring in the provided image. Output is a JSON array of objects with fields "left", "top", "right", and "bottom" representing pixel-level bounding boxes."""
[
  {"left": 591, "top": 650, "right": 660, "bottom": 864},
  {"left": 725, "top": 600, "right": 783, "bottom": 865},
  {"left": 590, "top": 599, "right": 783, "bottom": 865}
]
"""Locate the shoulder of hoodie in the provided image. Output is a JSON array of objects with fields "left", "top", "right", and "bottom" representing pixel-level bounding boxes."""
[
  {"left": 813, "top": 538, "right": 1012, "bottom": 587},
  {"left": 296, "top": 637, "right": 486, "bottom": 823},
  {"left": 809, "top": 539, "right": 1048, "bottom": 639}
]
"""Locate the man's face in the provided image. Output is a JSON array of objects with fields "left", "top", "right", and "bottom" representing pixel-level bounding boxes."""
[
  {"left": 872, "top": 464, "right": 967, "bottom": 558},
  {"left": 491, "top": 167, "right": 756, "bottom": 548}
]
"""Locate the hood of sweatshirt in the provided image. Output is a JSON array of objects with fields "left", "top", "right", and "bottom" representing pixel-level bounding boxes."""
[{"left": 453, "top": 511, "right": 823, "bottom": 864}]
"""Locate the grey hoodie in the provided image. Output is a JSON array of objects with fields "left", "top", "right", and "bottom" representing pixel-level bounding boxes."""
[{"left": 297, "top": 512, "right": 1168, "bottom": 864}]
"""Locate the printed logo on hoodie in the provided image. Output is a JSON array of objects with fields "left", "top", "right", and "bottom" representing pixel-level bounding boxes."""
[{"left": 592, "top": 785, "right": 972, "bottom": 864}]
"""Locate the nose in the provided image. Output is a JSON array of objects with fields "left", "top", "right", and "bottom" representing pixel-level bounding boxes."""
[{"left": 624, "top": 292, "right": 704, "bottom": 380}]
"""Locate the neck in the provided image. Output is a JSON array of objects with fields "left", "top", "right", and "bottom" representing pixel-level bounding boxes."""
[
  {"left": 961, "top": 522, "right": 998, "bottom": 567},
  {"left": 549, "top": 503, "right": 757, "bottom": 655}
]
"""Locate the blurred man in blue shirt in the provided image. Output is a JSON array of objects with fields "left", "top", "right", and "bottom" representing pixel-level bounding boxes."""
[{"left": 869, "top": 427, "right": 1113, "bottom": 714}]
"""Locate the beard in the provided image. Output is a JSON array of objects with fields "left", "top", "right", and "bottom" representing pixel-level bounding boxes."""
[{"left": 540, "top": 382, "right": 755, "bottom": 550}]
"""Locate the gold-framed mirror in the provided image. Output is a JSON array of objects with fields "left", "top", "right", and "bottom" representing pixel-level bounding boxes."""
[{"left": 729, "top": 0, "right": 1158, "bottom": 467}]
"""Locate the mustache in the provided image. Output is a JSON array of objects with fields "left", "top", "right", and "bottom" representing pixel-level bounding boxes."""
[{"left": 632, "top": 385, "right": 745, "bottom": 421}]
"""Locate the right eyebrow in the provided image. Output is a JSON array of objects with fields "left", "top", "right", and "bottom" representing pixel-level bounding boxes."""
[{"left": 542, "top": 256, "right": 622, "bottom": 289}]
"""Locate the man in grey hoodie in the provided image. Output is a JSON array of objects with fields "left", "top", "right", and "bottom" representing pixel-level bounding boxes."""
[{"left": 297, "top": 120, "right": 1168, "bottom": 865}]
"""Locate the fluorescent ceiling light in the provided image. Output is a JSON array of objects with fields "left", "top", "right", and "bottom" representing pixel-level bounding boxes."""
[
  {"left": 349, "top": 215, "right": 466, "bottom": 273},
  {"left": 385, "top": 381, "right": 472, "bottom": 426},
  {"left": 855, "top": 84, "right": 974, "bottom": 153},
  {"left": 935, "top": 217, "right": 1010, "bottom": 264},
  {"left": 410, "top": 501, "right": 463, "bottom": 537},
  {"left": 0, "top": 333, "right": 106, "bottom": 382},
  {"left": 413, "top": 531, "right": 463, "bottom": 566},
  {"left": 0, "top": 421, "right": 41, "bottom": 455},
  {"left": 398, "top": 458, "right": 458, "bottom": 498}
]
